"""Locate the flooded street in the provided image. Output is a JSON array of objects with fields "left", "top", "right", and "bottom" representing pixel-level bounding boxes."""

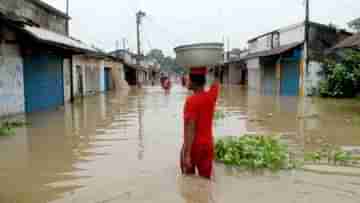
[{"left": 1, "top": 84, "right": 360, "bottom": 203}]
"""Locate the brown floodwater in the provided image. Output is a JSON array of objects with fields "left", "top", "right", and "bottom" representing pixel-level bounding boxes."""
[{"left": 1, "top": 84, "right": 360, "bottom": 203}]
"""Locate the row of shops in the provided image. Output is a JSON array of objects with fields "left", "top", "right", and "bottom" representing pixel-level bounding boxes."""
[
  {"left": 217, "top": 21, "right": 352, "bottom": 97},
  {"left": 0, "top": 0, "right": 159, "bottom": 117}
]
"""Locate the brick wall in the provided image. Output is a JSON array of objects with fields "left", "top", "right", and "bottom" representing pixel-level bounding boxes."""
[{"left": 0, "top": 0, "right": 68, "bottom": 35}]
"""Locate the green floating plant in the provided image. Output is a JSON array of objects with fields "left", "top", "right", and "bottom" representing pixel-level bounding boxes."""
[
  {"left": 214, "top": 110, "right": 226, "bottom": 121},
  {"left": 304, "top": 144, "right": 358, "bottom": 166},
  {"left": 0, "top": 125, "right": 16, "bottom": 136},
  {"left": 215, "top": 135, "right": 295, "bottom": 171},
  {"left": 0, "top": 120, "right": 27, "bottom": 136}
]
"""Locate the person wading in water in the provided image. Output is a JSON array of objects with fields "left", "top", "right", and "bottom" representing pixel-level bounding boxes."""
[{"left": 180, "top": 67, "right": 220, "bottom": 179}]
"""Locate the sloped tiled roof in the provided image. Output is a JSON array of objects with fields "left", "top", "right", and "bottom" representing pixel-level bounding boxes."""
[{"left": 332, "top": 33, "right": 360, "bottom": 49}]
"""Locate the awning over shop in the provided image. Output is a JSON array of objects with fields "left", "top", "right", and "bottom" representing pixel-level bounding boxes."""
[
  {"left": 123, "top": 62, "right": 138, "bottom": 70},
  {"left": 137, "top": 66, "right": 148, "bottom": 72},
  {"left": 123, "top": 62, "right": 148, "bottom": 72},
  {"left": 230, "top": 42, "right": 303, "bottom": 62},
  {"left": 23, "top": 25, "right": 97, "bottom": 53}
]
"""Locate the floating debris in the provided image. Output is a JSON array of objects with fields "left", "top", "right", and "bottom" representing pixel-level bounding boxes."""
[
  {"left": 297, "top": 113, "right": 320, "bottom": 119},
  {"left": 249, "top": 118, "right": 265, "bottom": 122}
]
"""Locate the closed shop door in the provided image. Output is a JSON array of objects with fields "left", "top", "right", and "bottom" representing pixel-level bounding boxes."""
[
  {"left": 263, "top": 65, "right": 276, "bottom": 95},
  {"left": 248, "top": 69, "right": 260, "bottom": 91},
  {"left": 76, "top": 65, "right": 83, "bottom": 96},
  {"left": 104, "top": 68, "right": 111, "bottom": 91},
  {"left": 23, "top": 54, "right": 64, "bottom": 113},
  {"left": 280, "top": 61, "right": 300, "bottom": 96}
]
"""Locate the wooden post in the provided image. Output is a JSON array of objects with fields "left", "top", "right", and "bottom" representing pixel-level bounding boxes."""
[{"left": 276, "top": 58, "right": 281, "bottom": 96}]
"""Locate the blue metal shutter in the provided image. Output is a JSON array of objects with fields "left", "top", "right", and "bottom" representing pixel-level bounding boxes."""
[
  {"left": 23, "top": 53, "right": 64, "bottom": 113},
  {"left": 280, "top": 61, "right": 300, "bottom": 96},
  {"left": 104, "top": 68, "right": 111, "bottom": 91}
]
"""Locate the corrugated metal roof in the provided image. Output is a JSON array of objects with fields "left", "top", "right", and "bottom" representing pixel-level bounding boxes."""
[
  {"left": 332, "top": 33, "right": 360, "bottom": 49},
  {"left": 23, "top": 25, "right": 96, "bottom": 52},
  {"left": 233, "top": 42, "right": 303, "bottom": 62}
]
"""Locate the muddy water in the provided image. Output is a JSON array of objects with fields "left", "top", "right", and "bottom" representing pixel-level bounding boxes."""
[{"left": 0, "top": 85, "right": 360, "bottom": 203}]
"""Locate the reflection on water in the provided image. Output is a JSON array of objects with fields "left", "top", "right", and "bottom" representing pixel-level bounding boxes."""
[
  {"left": 0, "top": 85, "right": 360, "bottom": 203},
  {"left": 177, "top": 175, "right": 217, "bottom": 203}
]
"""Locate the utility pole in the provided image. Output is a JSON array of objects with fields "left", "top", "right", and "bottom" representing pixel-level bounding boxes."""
[
  {"left": 123, "top": 38, "right": 127, "bottom": 50},
  {"left": 66, "top": 0, "right": 69, "bottom": 16},
  {"left": 66, "top": 0, "right": 74, "bottom": 102},
  {"left": 136, "top": 10, "right": 146, "bottom": 64},
  {"left": 227, "top": 37, "right": 230, "bottom": 52},
  {"left": 304, "top": 0, "right": 310, "bottom": 73},
  {"left": 116, "top": 40, "right": 119, "bottom": 50},
  {"left": 66, "top": 0, "right": 69, "bottom": 35},
  {"left": 116, "top": 40, "right": 120, "bottom": 58}
]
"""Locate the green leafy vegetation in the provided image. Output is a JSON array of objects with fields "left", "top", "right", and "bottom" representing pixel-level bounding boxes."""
[
  {"left": 319, "top": 50, "right": 360, "bottom": 98},
  {"left": 214, "top": 110, "right": 226, "bottom": 121},
  {"left": 0, "top": 120, "right": 27, "bottom": 136},
  {"left": 215, "top": 135, "right": 295, "bottom": 171},
  {"left": 304, "top": 144, "right": 359, "bottom": 166}
]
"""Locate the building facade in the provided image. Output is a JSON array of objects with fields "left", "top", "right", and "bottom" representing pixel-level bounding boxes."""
[
  {"left": 223, "top": 49, "right": 248, "bottom": 85},
  {"left": 109, "top": 49, "right": 155, "bottom": 86},
  {"left": 72, "top": 54, "right": 129, "bottom": 98},
  {"left": 244, "top": 22, "right": 350, "bottom": 96},
  {"left": 0, "top": 0, "right": 69, "bottom": 35},
  {"left": 0, "top": 0, "right": 94, "bottom": 117}
]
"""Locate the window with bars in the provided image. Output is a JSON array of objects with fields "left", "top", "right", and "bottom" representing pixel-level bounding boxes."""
[{"left": 273, "top": 33, "right": 280, "bottom": 48}]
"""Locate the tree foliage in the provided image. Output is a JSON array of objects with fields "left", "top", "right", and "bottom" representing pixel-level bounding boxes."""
[
  {"left": 319, "top": 50, "right": 360, "bottom": 98},
  {"left": 145, "top": 49, "right": 183, "bottom": 74},
  {"left": 348, "top": 17, "right": 360, "bottom": 33}
]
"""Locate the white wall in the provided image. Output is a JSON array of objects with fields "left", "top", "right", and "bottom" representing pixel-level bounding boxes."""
[
  {"left": 249, "top": 35, "right": 271, "bottom": 53},
  {"left": 304, "top": 61, "right": 323, "bottom": 96},
  {"left": 0, "top": 33, "right": 25, "bottom": 117},
  {"left": 248, "top": 23, "right": 305, "bottom": 54},
  {"left": 73, "top": 55, "right": 100, "bottom": 97},
  {"left": 248, "top": 69, "right": 261, "bottom": 91},
  {"left": 99, "top": 60, "right": 105, "bottom": 92},
  {"left": 246, "top": 58, "right": 262, "bottom": 90},
  {"left": 247, "top": 58, "right": 260, "bottom": 70},
  {"left": 72, "top": 56, "right": 85, "bottom": 97},
  {"left": 279, "top": 24, "right": 305, "bottom": 46},
  {"left": 84, "top": 64, "right": 100, "bottom": 94}
]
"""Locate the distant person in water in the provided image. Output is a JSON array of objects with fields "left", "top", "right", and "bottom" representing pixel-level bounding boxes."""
[
  {"left": 180, "top": 67, "right": 220, "bottom": 179},
  {"left": 160, "top": 73, "right": 167, "bottom": 87},
  {"left": 181, "top": 74, "right": 187, "bottom": 87},
  {"left": 163, "top": 76, "right": 172, "bottom": 94}
]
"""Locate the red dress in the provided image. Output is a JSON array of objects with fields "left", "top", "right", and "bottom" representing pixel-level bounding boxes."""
[
  {"left": 181, "top": 82, "right": 219, "bottom": 178},
  {"left": 181, "top": 76, "right": 186, "bottom": 87},
  {"left": 163, "top": 79, "right": 171, "bottom": 90}
]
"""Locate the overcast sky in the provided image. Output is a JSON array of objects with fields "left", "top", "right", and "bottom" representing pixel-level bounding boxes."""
[{"left": 44, "top": 0, "right": 359, "bottom": 56}]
